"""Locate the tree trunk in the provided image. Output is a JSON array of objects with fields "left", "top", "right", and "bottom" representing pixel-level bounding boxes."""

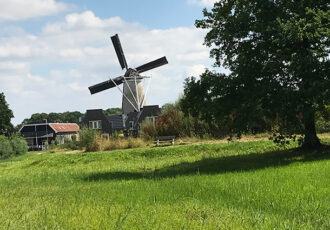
[{"left": 302, "top": 111, "right": 321, "bottom": 149}]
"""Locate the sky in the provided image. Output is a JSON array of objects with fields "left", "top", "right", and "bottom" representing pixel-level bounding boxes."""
[{"left": 0, "top": 0, "right": 220, "bottom": 125}]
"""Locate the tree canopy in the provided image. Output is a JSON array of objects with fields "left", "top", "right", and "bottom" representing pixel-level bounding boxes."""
[
  {"left": 182, "top": 0, "right": 329, "bottom": 148},
  {"left": 103, "top": 108, "right": 122, "bottom": 117},
  {"left": 20, "top": 111, "right": 84, "bottom": 127},
  {"left": 0, "top": 92, "right": 14, "bottom": 135},
  {"left": 18, "top": 108, "right": 122, "bottom": 130}
]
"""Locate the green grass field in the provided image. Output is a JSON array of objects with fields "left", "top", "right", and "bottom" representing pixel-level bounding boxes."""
[{"left": 0, "top": 140, "right": 329, "bottom": 229}]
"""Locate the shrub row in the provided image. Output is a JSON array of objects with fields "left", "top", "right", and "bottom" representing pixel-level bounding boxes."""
[
  {"left": 52, "top": 128, "right": 148, "bottom": 152},
  {"left": 140, "top": 102, "right": 330, "bottom": 140},
  {"left": 140, "top": 103, "right": 223, "bottom": 139},
  {"left": 0, "top": 135, "right": 28, "bottom": 158}
]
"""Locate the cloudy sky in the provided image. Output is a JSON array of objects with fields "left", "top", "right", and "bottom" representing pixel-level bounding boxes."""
[{"left": 0, "top": 0, "right": 220, "bottom": 125}]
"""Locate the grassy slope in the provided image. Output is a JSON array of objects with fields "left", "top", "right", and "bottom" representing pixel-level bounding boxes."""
[{"left": 0, "top": 140, "right": 329, "bottom": 229}]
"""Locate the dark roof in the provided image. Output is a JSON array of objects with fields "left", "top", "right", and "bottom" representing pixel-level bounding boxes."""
[{"left": 138, "top": 105, "right": 161, "bottom": 122}]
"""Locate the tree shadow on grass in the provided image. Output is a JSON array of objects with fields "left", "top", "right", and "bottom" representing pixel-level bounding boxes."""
[{"left": 83, "top": 146, "right": 330, "bottom": 181}]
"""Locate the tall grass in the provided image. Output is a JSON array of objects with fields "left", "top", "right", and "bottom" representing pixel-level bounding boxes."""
[
  {"left": 101, "top": 137, "right": 149, "bottom": 151},
  {"left": 0, "top": 140, "right": 329, "bottom": 229},
  {"left": 77, "top": 128, "right": 149, "bottom": 152}
]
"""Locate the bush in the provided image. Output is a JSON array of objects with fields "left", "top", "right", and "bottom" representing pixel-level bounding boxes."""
[
  {"left": 64, "top": 136, "right": 71, "bottom": 144},
  {"left": 0, "top": 134, "right": 28, "bottom": 158},
  {"left": 10, "top": 134, "right": 28, "bottom": 155},
  {"left": 111, "top": 131, "right": 119, "bottom": 140},
  {"left": 140, "top": 102, "right": 221, "bottom": 139},
  {"left": 0, "top": 135, "right": 13, "bottom": 158},
  {"left": 78, "top": 128, "right": 100, "bottom": 152},
  {"left": 71, "top": 134, "right": 77, "bottom": 142},
  {"left": 140, "top": 119, "right": 157, "bottom": 140}
]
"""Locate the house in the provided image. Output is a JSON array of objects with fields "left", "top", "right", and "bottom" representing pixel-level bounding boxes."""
[
  {"left": 20, "top": 123, "right": 79, "bottom": 150},
  {"left": 125, "top": 105, "right": 161, "bottom": 130},
  {"left": 81, "top": 105, "right": 161, "bottom": 137},
  {"left": 81, "top": 109, "right": 123, "bottom": 138}
]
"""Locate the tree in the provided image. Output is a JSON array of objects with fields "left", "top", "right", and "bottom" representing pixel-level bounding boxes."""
[
  {"left": 103, "top": 108, "right": 122, "bottom": 117},
  {"left": 18, "top": 108, "right": 120, "bottom": 129},
  {"left": 20, "top": 111, "right": 84, "bottom": 125},
  {"left": 0, "top": 92, "right": 14, "bottom": 135},
  {"left": 183, "top": 0, "right": 329, "bottom": 148}
]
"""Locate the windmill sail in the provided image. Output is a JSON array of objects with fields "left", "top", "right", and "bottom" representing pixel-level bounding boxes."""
[
  {"left": 88, "top": 76, "right": 123, "bottom": 94},
  {"left": 136, "top": 57, "right": 168, "bottom": 73},
  {"left": 111, "top": 34, "right": 128, "bottom": 70},
  {"left": 88, "top": 33, "right": 168, "bottom": 117}
]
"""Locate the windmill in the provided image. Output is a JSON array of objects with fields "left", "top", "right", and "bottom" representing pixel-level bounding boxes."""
[{"left": 88, "top": 34, "right": 168, "bottom": 127}]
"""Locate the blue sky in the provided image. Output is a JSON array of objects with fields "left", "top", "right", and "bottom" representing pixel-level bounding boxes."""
[
  {"left": 3, "top": 0, "right": 209, "bottom": 33},
  {"left": 0, "top": 0, "right": 219, "bottom": 124}
]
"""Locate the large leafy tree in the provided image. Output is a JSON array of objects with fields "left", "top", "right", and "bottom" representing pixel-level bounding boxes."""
[
  {"left": 182, "top": 0, "right": 329, "bottom": 148},
  {"left": 0, "top": 92, "right": 14, "bottom": 135}
]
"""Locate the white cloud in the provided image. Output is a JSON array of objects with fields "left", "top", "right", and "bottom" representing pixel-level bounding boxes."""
[
  {"left": 0, "top": 0, "right": 69, "bottom": 21},
  {"left": 0, "top": 44, "right": 31, "bottom": 57},
  {"left": 187, "top": 64, "right": 208, "bottom": 76},
  {"left": 0, "top": 11, "right": 218, "bottom": 125},
  {"left": 187, "top": 0, "right": 218, "bottom": 7}
]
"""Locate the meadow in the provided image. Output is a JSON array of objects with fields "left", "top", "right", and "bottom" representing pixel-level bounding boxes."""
[{"left": 0, "top": 139, "right": 329, "bottom": 229}]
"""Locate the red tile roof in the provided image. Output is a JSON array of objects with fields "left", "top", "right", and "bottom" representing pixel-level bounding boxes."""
[{"left": 49, "top": 123, "right": 79, "bottom": 133}]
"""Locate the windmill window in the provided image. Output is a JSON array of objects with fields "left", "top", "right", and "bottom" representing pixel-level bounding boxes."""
[{"left": 89, "top": 121, "right": 102, "bottom": 129}]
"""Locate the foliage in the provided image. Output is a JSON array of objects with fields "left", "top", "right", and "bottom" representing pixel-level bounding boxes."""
[
  {"left": 0, "top": 92, "right": 14, "bottom": 135},
  {"left": 111, "top": 131, "right": 119, "bottom": 140},
  {"left": 19, "top": 111, "right": 84, "bottom": 129},
  {"left": 18, "top": 107, "right": 122, "bottom": 130},
  {"left": 10, "top": 134, "right": 28, "bottom": 155},
  {"left": 156, "top": 103, "right": 184, "bottom": 137},
  {"left": 71, "top": 134, "right": 77, "bottom": 142},
  {"left": 101, "top": 138, "right": 147, "bottom": 151},
  {"left": 57, "top": 135, "right": 79, "bottom": 151},
  {"left": 315, "top": 105, "right": 330, "bottom": 133},
  {"left": 316, "top": 116, "right": 330, "bottom": 133},
  {"left": 0, "top": 134, "right": 28, "bottom": 158},
  {"left": 78, "top": 128, "right": 100, "bottom": 152},
  {"left": 140, "top": 102, "right": 224, "bottom": 139},
  {"left": 0, "top": 135, "right": 13, "bottom": 158},
  {"left": 184, "top": 1, "right": 330, "bottom": 149},
  {"left": 140, "top": 119, "right": 157, "bottom": 140},
  {"left": 0, "top": 140, "right": 329, "bottom": 228},
  {"left": 103, "top": 108, "right": 122, "bottom": 117}
]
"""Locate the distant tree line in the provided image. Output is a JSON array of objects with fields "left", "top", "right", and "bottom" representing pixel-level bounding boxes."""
[
  {"left": 1, "top": 91, "right": 123, "bottom": 133},
  {"left": 18, "top": 108, "right": 122, "bottom": 129}
]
